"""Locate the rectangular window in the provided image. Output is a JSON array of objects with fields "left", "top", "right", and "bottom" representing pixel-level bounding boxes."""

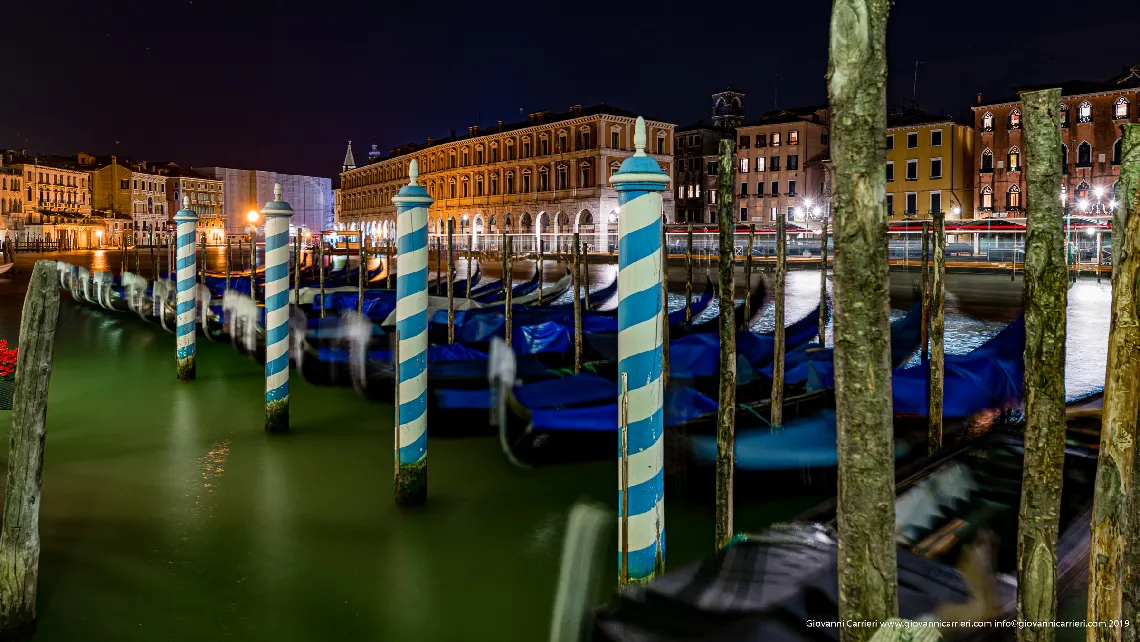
[
  {"left": 707, "top": 161, "right": 717, "bottom": 174},
  {"left": 740, "top": 207, "right": 748, "bottom": 222},
  {"left": 787, "top": 155, "right": 799, "bottom": 170},
  {"left": 930, "top": 158, "right": 943, "bottom": 179},
  {"left": 770, "top": 206, "right": 777, "bottom": 221},
  {"left": 886, "top": 193, "right": 894, "bottom": 215},
  {"left": 771, "top": 133, "right": 781, "bottom": 147},
  {"left": 710, "top": 191, "right": 716, "bottom": 204},
  {"left": 931, "top": 129, "right": 943, "bottom": 147},
  {"left": 787, "top": 179, "right": 796, "bottom": 196},
  {"left": 821, "top": 129, "right": 829, "bottom": 145},
  {"left": 739, "top": 158, "right": 749, "bottom": 173},
  {"left": 770, "top": 181, "right": 778, "bottom": 196},
  {"left": 981, "top": 189, "right": 993, "bottom": 209},
  {"left": 756, "top": 157, "right": 765, "bottom": 172},
  {"left": 612, "top": 131, "right": 619, "bottom": 148},
  {"left": 886, "top": 161, "right": 895, "bottom": 182},
  {"left": 757, "top": 134, "right": 767, "bottom": 147},
  {"left": 906, "top": 192, "right": 918, "bottom": 214},
  {"left": 770, "top": 156, "right": 780, "bottom": 171},
  {"left": 930, "top": 191, "right": 942, "bottom": 213},
  {"left": 906, "top": 159, "right": 918, "bottom": 180},
  {"left": 738, "top": 136, "right": 750, "bottom": 149},
  {"left": 740, "top": 182, "right": 749, "bottom": 196},
  {"left": 788, "top": 130, "right": 799, "bottom": 145},
  {"left": 886, "top": 134, "right": 894, "bottom": 150},
  {"left": 907, "top": 132, "right": 918, "bottom": 148}
]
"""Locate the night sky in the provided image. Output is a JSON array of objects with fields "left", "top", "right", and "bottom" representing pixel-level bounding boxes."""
[{"left": 3, "top": 0, "right": 1137, "bottom": 179}]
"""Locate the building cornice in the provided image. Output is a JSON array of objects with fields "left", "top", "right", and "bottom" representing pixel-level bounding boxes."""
[{"left": 972, "top": 86, "right": 1140, "bottom": 111}]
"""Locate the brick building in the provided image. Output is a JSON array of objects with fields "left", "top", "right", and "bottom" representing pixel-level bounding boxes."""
[{"left": 673, "top": 90, "right": 742, "bottom": 224}]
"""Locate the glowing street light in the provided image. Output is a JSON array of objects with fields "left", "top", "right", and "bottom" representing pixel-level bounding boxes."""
[
  {"left": 951, "top": 206, "right": 961, "bottom": 216},
  {"left": 246, "top": 210, "right": 259, "bottom": 224},
  {"left": 1077, "top": 199, "right": 1090, "bottom": 211},
  {"left": 1094, "top": 186, "right": 1105, "bottom": 199}
]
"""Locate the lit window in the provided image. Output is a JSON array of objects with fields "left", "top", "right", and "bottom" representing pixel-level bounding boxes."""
[
  {"left": 1008, "top": 147, "right": 1021, "bottom": 171},
  {"left": 1075, "top": 181, "right": 1090, "bottom": 201},
  {"left": 771, "top": 133, "right": 781, "bottom": 147},
  {"left": 1115, "top": 97, "right": 1130, "bottom": 120},
  {"left": 1078, "top": 101, "right": 1092, "bottom": 123},
  {"left": 1007, "top": 185, "right": 1021, "bottom": 209},
  {"left": 1008, "top": 109, "right": 1021, "bottom": 130},
  {"left": 1060, "top": 103, "right": 1070, "bottom": 128},
  {"left": 739, "top": 158, "right": 749, "bottom": 173},
  {"left": 756, "top": 157, "right": 766, "bottom": 172},
  {"left": 981, "top": 186, "right": 993, "bottom": 209},
  {"left": 981, "top": 112, "right": 994, "bottom": 131},
  {"left": 788, "top": 131, "right": 799, "bottom": 145}
]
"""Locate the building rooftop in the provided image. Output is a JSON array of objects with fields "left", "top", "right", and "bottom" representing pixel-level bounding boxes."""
[
  {"left": 978, "top": 64, "right": 1140, "bottom": 107},
  {"left": 739, "top": 105, "right": 828, "bottom": 128},
  {"left": 887, "top": 106, "right": 963, "bottom": 129},
  {"left": 676, "top": 119, "right": 733, "bottom": 133}
]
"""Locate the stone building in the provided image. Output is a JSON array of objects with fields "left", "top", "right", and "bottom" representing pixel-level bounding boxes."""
[
  {"left": 972, "top": 64, "right": 1140, "bottom": 219},
  {"left": 885, "top": 107, "right": 974, "bottom": 221},
  {"left": 166, "top": 168, "right": 226, "bottom": 245},
  {"left": 0, "top": 166, "right": 23, "bottom": 222},
  {"left": 192, "top": 167, "right": 333, "bottom": 236},
  {"left": 734, "top": 106, "right": 832, "bottom": 230},
  {"left": 0, "top": 150, "right": 99, "bottom": 247},
  {"left": 90, "top": 156, "right": 171, "bottom": 244},
  {"left": 336, "top": 104, "right": 675, "bottom": 243},
  {"left": 673, "top": 90, "right": 743, "bottom": 224}
]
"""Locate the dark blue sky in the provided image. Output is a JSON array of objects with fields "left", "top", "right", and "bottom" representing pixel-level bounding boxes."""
[{"left": 3, "top": 0, "right": 1137, "bottom": 179}]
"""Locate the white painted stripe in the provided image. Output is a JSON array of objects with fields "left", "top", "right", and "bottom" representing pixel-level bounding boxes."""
[
  {"left": 617, "top": 194, "right": 660, "bottom": 238},
  {"left": 620, "top": 435, "right": 663, "bottom": 489},
  {"left": 398, "top": 369, "right": 427, "bottom": 408},
  {"left": 397, "top": 207, "right": 427, "bottom": 237},
  {"left": 617, "top": 249, "right": 661, "bottom": 300},
  {"left": 266, "top": 310, "right": 288, "bottom": 333},
  {"left": 267, "top": 368, "right": 289, "bottom": 391},
  {"left": 626, "top": 374, "right": 663, "bottom": 425},
  {"left": 617, "top": 498, "right": 665, "bottom": 552},
  {"left": 266, "top": 335, "right": 289, "bottom": 362},
  {"left": 398, "top": 414, "right": 427, "bottom": 446},
  {"left": 398, "top": 331, "right": 428, "bottom": 363},
  {"left": 396, "top": 290, "right": 428, "bottom": 322},
  {"left": 617, "top": 310, "right": 664, "bottom": 364},
  {"left": 400, "top": 246, "right": 428, "bottom": 273},
  {"left": 265, "top": 279, "right": 288, "bottom": 299}
]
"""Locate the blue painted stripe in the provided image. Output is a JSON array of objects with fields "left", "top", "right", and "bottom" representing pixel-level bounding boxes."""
[
  {"left": 623, "top": 535, "right": 666, "bottom": 582},
  {"left": 176, "top": 300, "right": 196, "bottom": 315},
  {"left": 267, "top": 381, "right": 289, "bottom": 403},
  {"left": 617, "top": 217, "right": 661, "bottom": 270},
  {"left": 396, "top": 266, "right": 428, "bottom": 297},
  {"left": 177, "top": 345, "right": 195, "bottom": 359},
  {"left": 619, "top": 467, "right": 664, "bottom": 518},
  {"left": 624, "top": 406, "right": 663, "bottom": 454},
  {"left": 177, "top": 231, "right": 195, "bottom": 246},
  {"left": 617, "top": 284, "right": 662, "bottom": 334},
  {"left": 266, "top": 230, "right": 289, "bottom": 250},
  {"left": 177, "top": 276, "right": 196, "bottom": 293},
  {"left": 398, "top": 349, "right": 427, "bottom": 384},
  {"left": 395, "top": 310, "right": 428, "bottom": 346},
  {"left": 266, "top": 350, "right": 289, "bottom": 377},
  {"left": 264, "top": 290, "right": 289, "bottom": 313},
  {"left": 265, "top": 262, "right": 289, "bottom": 284},
  {"left": 398, "top": 430, "right": 428, "bottom": 466},
  {"left": 399, "top": 389, "right": 427, "bottom": 425},
  {"left": 265, "top": 321, "right": 289, "bottom": 347},
  {"left": 397, "top": 226, "right": 427, "bottom": 254},
  {"left": 177, "top": 322, "right": 195, "bottom": 337},
  {"left": 176, "top": 255, "right": 195, "bottom": 271},
  {"left": 618, "top": 348, "right": 664, "bottom": 390}
]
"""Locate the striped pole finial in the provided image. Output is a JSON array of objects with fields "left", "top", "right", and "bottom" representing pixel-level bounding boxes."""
[
  {"left": 174, "top": 196, "right": 199, "bottom": 380},
  {"left": 260, "top": 183, "right": 295, "bottom": 433},
  {"left": 391, "top": 159, "right": 433, "bottom": 506},
  {"left": 609, "top": 116, "right": 671, "bottom": 584}
]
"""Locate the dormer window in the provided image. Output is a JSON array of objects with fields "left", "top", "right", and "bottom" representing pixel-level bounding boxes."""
[{"left": 1078, "top": 101, "right": 1093, "bottom": 123}]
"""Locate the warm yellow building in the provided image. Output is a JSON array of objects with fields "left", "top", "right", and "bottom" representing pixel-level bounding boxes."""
[{"left": 885, "top": 109, "right": 974, "bottom": 221}]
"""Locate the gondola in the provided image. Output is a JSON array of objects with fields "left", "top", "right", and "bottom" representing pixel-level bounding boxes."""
[{"left": 591, "top": 426, "right": 1098, "bottom": 641}]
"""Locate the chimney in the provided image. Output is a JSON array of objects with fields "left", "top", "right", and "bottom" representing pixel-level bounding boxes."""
[
  {"left": 427, "top": 136, "right": 434, "bottom": 145},
  {"left": 497, "top": 120, "right": 504, "bottom": 130},
  {"left": 569, "top": 105, "right": 582, "bottom": 116},
  {"left": 471, "top": 125, "right": 480, "bottom": 136},
  {"left": 976, "top": 93, "right": 984, "bottom": 105}
]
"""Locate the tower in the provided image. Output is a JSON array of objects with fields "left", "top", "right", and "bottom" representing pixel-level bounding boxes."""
[
  {"left": 711, "top": 89, "right": 746, "bottom": 129},
  {"left": 342, "top": 141, "right": 356, "bottom": 173},
  {"left": 368, "top": 144, "right": 383, "bottom": 163}
]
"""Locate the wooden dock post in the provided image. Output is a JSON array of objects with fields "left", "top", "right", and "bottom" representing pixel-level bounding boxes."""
[
  {"left": 225, "top": 237, "right": 232, "bottom": 292},
  {"left": 537, "top": 239, "right": 544, "bottom": 306},
  {"left": 466, "top": 236, "right": 473, "bottom": 299},
  {"left": 609, "top": 117, "right": 670, "bottom": 582},
  {"left": 661, "top": 226, "right": 670, "bottom": 389},
  {"left": 504, "top": 233, "right": 513, "bottom": 347},
  {"left": 294, "top": 234, "right": 301, "bottom": 306},
  {"left": 0, "top": 261, "right": 60, "bottom": 638},
  {"left": 357, "top": 232, "right": 365, "bottom": 315},
  {"left": 927, "top": 211, "right": 945, "bottom": 454},
  {"left": 685, "top": 222, "right": 694, "bottom": 325},
  {"left": 386, "top": 238, "right": 394, "bottom": 290},
  {"left": 1015, "top": 87, "right": 1068, "bottom": 642},
  {"left": 318, "top": 234, "right": 326, "bottom": 318},
  {"left": 261, "top": 184, "right": 294, "bottom": 433},
  {"left": 174, "top": 198, "right": 198, "bottom": 380},
  {"left": 249, "top": 231, "right": 257, "bottom": 304},
  {"left": 771, "top": 215, "right": 787, "bottom": 427},
  {"left": 715, "top": 136, "right": 738, "bottom": 550},
  {"left": 134, "top": 235, "right": 140, "bottom": 274},
  {"left": 447, "top": 226, "right": 455, "bottom": 345},
  {"left": 743, "top": 223, "right": 755, "bottom": 329},
  {"left": 819, "top": 216, "right": 829, "bottom": 344},
  {"left": 921, "top": 221, "right": 930, "bottom": 362},
  {"left": 391, "top": 161, "right": 432, "bottom": 506},
  {"left": 827, "top": 0, "right": 899, "bottom": 636},
  {"left": 1091, "top": 125, "right": 1139, "bottom": 637},
  {"left": 150, "top": 234, "right": 156, "bottom": 279},
  {"left": 572, "top": 232, "right": 582, "bottom": 373},
  {"left": 436, "top": 236, "right": 444, "bottom": 296}
]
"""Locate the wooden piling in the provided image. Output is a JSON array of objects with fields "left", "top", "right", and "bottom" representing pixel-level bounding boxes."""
[
  {"left": 583, "top": 243, "right": 590, "bottom": 308},
  {"left": 294, "top": 234, "right": 301, "bottom": 306},
  {"left": 386, "top": 239, "right": 394, "bottom": 290},
  {"left": 921, "top": 221, "right": 930, "bottom": 362},
  {"left": 447, "top": 227, "right": 455, "bottom": 345},
  {"left": 1015, "top": 87, "right": 1067, "bottom": 642},
  {"left": 661, "top": 226, "right": 670, "bottom": 389},
  {"left": 927, "top": 211, "right": 945, "bottom": 455},
  {"left": 0, "top": 261, "right": 60, "bottom": 637},
  {"left": 318, "top": 234, "right": 325, "bottom": 318},
  {"left": 685, "top": 222, "right": 694, "bottom": 325},
  {"left": 504, "top": 232, "right": 513, "bottom": 347},
  {"left": 357, "top": 233, "right": 365, "bottom": 314},
  {"left": 249, "top": 233, "right": 257, "bottom": 303},
  {"left": 134, "top": 238, "right": 140, "bottom": 273},
  {"left": 715, "top": 143, "right": 737, "bottom": 549},
  {"left": 537, "top": 240, "right": 544, "bottom": 306},
  {"left": 150, "top": 236, "right": 156, "bottom": 279},
  {"left": 771, "top": 215, "right": 787, "bottom": 427},
  {"left": 1119, "top": 126, "right": 1140, "bottom": 634},
  {"left": 827, "top": 1, "right": 899, "bottom": 636},
  {"left": 436, "top": 236, "right": 443, "bottom": 296},
  {"left": 743, "top": 223, "right": 755, "bottom": 329},
  {"left": 819, "top": 216, "right": 829, "bottom": 344},
  {"left": 466, "top": 237, "right": 473, "bottom": 300},
  {"left": 572, "top": 232, "right": 582, "bottom": 373},
  {"left": 225, "top": 237, "right": 232, "bottom": 292}
]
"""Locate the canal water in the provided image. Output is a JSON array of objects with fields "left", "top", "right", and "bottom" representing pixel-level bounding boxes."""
[{"left": 0, "top": 250, "right": 1109, "bottom": 639}]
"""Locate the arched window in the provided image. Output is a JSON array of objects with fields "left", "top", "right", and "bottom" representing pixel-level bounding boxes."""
[
  {"left": 1078, "top": 101, "right": 1093, "bottom": 123},
  {"left": 1114, "top": 138, "right": 1123, "bottom": 165},
  {"left": 1077, "top": 141, "right": 1092, "bottom": 167},
  {"left": 981, "top": 112, "right": 994, "bottom": 132},
  {"left": 1060, "top": 103, "right": 1070, "bottom": 128},
  {"left": 1008, "top": 109, "right": 1022, "bottom": 130},
  {"left": 1061, "top": 144, "right": 1068, "bottom": 174},
  {"left": 1115, "top": 97, "right": 1129, "bottom": 120},
  {"left": 981, "top": 148, "right": 994, "bottom": 172},
  {"left": 1007, "top": 146, "right": 1021, "bottom": 171},
  {"left": 1060, "top": 184, "right": 1068, "bottom": 207},
  {"left": 1075, "top": 181, "right": 1090, "bottom": 201},
  {"left": 1007, "top": 185, "right": 1021, "bottom": 210},
  {"left": 980, "top": 185, "right": 993, "bottom": 210}
]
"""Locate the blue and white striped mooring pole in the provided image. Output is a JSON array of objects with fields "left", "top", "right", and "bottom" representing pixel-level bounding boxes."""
[
  {"left": 391, "top": 159, "right": 433, "bottom": 506},
  {"left": 609, "top": 116, "right": 670, "bottom": 583},
  {"left": 261, "top": 183, "right": 294, "bottom": 432},
  {"left": 174, "top": 196, "right": 199, "bottom": 380}
]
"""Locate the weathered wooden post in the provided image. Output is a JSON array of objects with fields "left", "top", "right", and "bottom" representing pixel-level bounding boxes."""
[
  {"left": 921, "top": 221, "right": 930, "bottom": 362},
  {"left": 357, "top": 232, "right": 365, "bottom": 314},
  {"left": 715, "top": 136, "right": 737, "bottom": 550},
  {"left": 225, "top": 237, "right": 232, "bottom": 292},
  {"left": 609, "top": 116, "right": 670, "bottom": 582},
  {"left": 819, "top": 216, "right": 829, "bottom": 344},
  {"left": 685, "top": 222, "right": 694, "bottom": 324},
  {"left": 1015, "top": 87, "right": 1067, "bottom": 642},
  {"left": 436, "top": 235, "right": 444, "bottom": 296},
  {"left": 134, "top": 234, "right": 140, "bottom": 273},
  {"left": 927, "top": 211, "right": 945, "bottom": 454},
  {"left": 447, "top": 226, "right": 455, "bottom": 345},
  {"left": 772, "top": 214, "right": 787, "bottom": 427},
  {"left": 294, "top": 233, "right": 302, "bottom": 306},
  {"left": 661, "top": 225, "right": 670, "bottom": 389},
  {"left": 0, "top": 261, "right": 60, "bottom": 637},
  {"left": 173, "top": 198, "right": 198, "bottom": 381},
  {"left": 391, "top": 160, "right": 432, "bottom": 506},
  {"left": 827, "top": 1, "right": 899, "bottom": 637},
  {"left": 150, "top": 233, "right": 156, "bottom": 279},
  {"left": 572, "top": 232, "right": 582, "bottom": 373},
  {"left": 1094, "top": 125, "right": 1140, "bottom": 639},
  {"left": 386, "top": 237, "right": 394, "bottom": 290},
  {"left": 249, "top": 231, "right": 257, "bottom": 303},
  {"left": 504, "top": 233, "right": 513, "bottom": 347},
  {"left": 583, "top": 243, "right": 591, "bottom": 308},
  {"left": 260, "top": 184, "right": 294, "bottom": 433},
  {"left": 466, "top": 236, "right": 473, "bottom": 299},
  {"left": 537, "top": 239, "right": 544, "bottom": 305},
  {"left": 743, "top": 223, "right": 755, "bottom": 329},
  {"left": 318, "top": 234, "right": 326, "bottom": 318}
]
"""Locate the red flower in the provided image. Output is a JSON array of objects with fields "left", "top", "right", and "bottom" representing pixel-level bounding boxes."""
[{"left": 0, "top": 339, "right": 16, "bottom": 381}]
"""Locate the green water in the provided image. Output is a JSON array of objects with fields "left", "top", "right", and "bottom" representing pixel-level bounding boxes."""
[{"left": 0, "top": 252, "right": 821, "bottom": 640}]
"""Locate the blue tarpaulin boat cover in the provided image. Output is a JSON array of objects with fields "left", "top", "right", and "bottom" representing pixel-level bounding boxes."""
[{"left": 529, "top": 387, "right": 718, "bottom": 432}]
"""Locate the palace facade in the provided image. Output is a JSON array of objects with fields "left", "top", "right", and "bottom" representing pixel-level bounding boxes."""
[{"left": 336, "top": 105, "right": 675, "bottom": 240}]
